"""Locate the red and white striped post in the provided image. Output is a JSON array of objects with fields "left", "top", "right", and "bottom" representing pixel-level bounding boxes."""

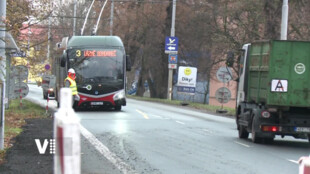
[
  {"left": 299, "top": 156, "right": 310, "bottom": 174},
  {"left": 46, "top": 94, "right": 49, "bottom": 114},
  {"left": 54, "top": 88, "right": 80, "bottom": 174},
  {"left": 19, "top": 88, "right": 22, "bottom": 108}
]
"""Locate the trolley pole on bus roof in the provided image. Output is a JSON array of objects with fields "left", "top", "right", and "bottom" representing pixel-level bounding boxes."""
[
  {"left": 73, "top": 0, "right": 77, "bottom": 36},
  {"left": 167, "top": 0, "right": 176, "bottom": 100},
  {"left": 93, "top": 0, "right": 109, "bottom": 35},
  {"left": 81, "top": 0, "right": 95, "bottom": 36},
  {"left": 110, "top": 0, "right": 114, "bottom": 36},
  {"left": 0, "top": 0, "right": 6, "bottom": 150}
]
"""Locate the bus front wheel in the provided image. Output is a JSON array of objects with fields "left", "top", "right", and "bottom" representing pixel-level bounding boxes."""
[{"left": 115, "top": 105, "right": 121, "bottom": 111}]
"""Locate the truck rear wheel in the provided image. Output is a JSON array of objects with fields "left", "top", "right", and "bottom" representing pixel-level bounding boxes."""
[
  {"left": 251, "top": 118, "right": 262, "bottom": 143},
  {"left": 238, "top": 125, "right": 249, "bottom": 139}
]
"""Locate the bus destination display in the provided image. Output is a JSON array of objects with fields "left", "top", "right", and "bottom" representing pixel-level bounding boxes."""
[{"left": 76, "top": 50, "right": 117, "bottom": 58}]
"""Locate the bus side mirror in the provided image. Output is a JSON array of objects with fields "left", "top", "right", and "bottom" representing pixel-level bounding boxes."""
[
  {"left": 126, "top": 55, "right": 131, "bottom": 71},
  {"left": 60, "top": 57, "right": 66, "bottom": 67},
  {"left": 60, "top": 53, "right": 66, "bottom": 67}
]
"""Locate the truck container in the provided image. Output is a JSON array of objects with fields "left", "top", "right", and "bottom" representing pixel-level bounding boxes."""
[{"left": 236, "top": 40, "right": 310, "bottom": 143}]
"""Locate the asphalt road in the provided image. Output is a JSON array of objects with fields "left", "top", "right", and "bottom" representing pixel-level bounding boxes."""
[{"left": 26, "top": 84, "right": 310, "bottom": 174}]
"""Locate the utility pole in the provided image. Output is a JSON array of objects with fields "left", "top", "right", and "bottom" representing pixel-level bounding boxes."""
[
  {"left": 73, "top": 0, "right": 77, "bottom": 36},
  {"left": 167, "top": 0, "right": 176, "bottom": 100},
  {"left": 47, "top": 15, "right": 51, "bottom": 61},
  {"left": 0, "top": 0, "right": 6, "bottom": 150},
  {"left": 281, "top": 0, "right": 288, "bottom": 40},
  {"left": 110, "top": 0, "right": 114, "bottom": 36}
]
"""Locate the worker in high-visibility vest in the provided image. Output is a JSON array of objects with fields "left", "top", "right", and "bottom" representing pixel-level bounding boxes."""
[{"left": 64, "top": 68, "right": 80, "bottom": 107}]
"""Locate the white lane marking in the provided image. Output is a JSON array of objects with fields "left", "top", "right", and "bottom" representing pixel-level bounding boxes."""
[
  {"left": 151, "top": 115, "right": 162, "bottom": 118},
  {"left": 176, "top": 121, "right": 185, "bottom": 125},
  {"left": 234, "top": 141, "right": 250, "bottom": 148},
  {"left": 79, "top": 124, "right": 137, "bottom": 174},
  {"left": 287, "top": 159, "right": 299, "bottom": 164},
  {"left": 203, "top": 129, "right": 213, "bottom": 133},
  {"left": 136, "top": 109, "right": 149, "bottom": 119}
]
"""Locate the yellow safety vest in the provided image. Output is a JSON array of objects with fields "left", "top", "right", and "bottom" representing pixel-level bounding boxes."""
[{"left": 64, "top": 77, "right": 78, "bottom": 95}]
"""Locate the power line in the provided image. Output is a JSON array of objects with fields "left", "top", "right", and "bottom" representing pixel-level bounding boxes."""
[
  {"left": 50, "top": 15, "right": 97, "bottom": 19},
  {"left": 85, "top": 0, "right": 171, "bottom": 3}
]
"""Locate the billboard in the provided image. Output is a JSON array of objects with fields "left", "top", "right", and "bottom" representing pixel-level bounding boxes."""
[{"left": 177, "top": 66, "right": 197, "bottom": 94}]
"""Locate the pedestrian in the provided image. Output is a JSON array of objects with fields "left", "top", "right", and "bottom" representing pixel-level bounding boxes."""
[{"left": 64, "top": 68, "right": 80, "bottom": 107}]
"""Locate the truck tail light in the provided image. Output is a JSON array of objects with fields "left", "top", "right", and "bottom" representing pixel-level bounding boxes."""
[
  {"left": 261, "top": 125, "right": 279, "bottom": 132},
  {"left": 261, "top": 111, "right": 271, "bottom": 118}
]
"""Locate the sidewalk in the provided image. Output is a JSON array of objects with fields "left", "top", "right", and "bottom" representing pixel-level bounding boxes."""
[{"left": 0, "top": 117, "right": 53, "bottom": 174}]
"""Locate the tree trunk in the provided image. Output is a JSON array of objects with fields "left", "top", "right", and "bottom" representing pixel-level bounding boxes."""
[{"left": 264, "top": 0, "right": 282, "bottom": 39}]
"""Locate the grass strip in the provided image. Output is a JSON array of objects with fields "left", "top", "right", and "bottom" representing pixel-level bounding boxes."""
[
  {"left": 0, "top": 99, "right": 46, "bottom": 164},
  {"left": 127, "top": 95, "right": 235, "bottom": 115}
]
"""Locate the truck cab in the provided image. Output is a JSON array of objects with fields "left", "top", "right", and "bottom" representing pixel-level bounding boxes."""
[{"left": 236, "top": 43, "right": 250, "bottom": 107}]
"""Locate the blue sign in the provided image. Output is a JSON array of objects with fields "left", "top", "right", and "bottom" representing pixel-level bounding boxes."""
[
  {"left": 177, "top": 86, "right": 196, "bottom": 94},
  {"left": 168, "top": 54, "right": 178, "bottom": 64},
  {"left": 165, "top": 36, "right": 178, "bottom": 54},
  {"left": 11, "top": 51, "right": 26, "bottom": 57},
  {"left": 45, "top": 64, "right": 50, "bottom": 70}
]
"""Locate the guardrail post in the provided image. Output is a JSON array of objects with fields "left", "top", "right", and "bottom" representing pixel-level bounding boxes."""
[
  {"left": 54, "top": 88, "right": 80, "bottom": 174},
  {"left": 19, "top": 88, "right": 22, "bottom": 108}
]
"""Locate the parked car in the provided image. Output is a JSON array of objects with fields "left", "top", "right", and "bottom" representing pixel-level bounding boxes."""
[{"left": 42, "top": 75, "right": 56, "bottom": 99}]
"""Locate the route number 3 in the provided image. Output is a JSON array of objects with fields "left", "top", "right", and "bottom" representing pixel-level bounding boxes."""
[{"left": 76, "top": 50, "right": 81, "bottom": 57}]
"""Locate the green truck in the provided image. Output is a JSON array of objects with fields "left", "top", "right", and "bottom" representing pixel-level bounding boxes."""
[{"left": 236, "top": 40, "right": 310, "bottom": 143}]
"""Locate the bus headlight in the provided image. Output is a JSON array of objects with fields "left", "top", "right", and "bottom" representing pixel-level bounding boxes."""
[{"left": 113, "top": 90, "right": 125, "bottom": 100}]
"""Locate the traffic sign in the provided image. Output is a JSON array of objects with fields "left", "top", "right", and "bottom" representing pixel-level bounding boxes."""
[
  {"left": 12, "top": 82, "right": 29, "bottom": 99},
  {"left": 168, "top": 54, "right": 178, "bottom": 64},
  {"left": 45, "top": 64, "right": 51, "bottom": 70},
  {"left": 165, "top": 36, "right": 178, "bottom": 54},
  {"left": 215, "top": 87, "right": 231, "bottom": 104},
  {"left": 11, "top": 65, "right": 28, "bottom": 81},
  {"left": 216, "top": 67, "right": 232, "bottom": 83},
  {"left": 10, "top": 51, "right": 26, "bottom": 57},
  {"left": 168, "top": 64, "right": 177, "bottom": 69}
]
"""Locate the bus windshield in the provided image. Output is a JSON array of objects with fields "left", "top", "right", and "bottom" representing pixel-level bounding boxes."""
[{"left": 67, "top": 48, "right": 124, "bottom": 88}]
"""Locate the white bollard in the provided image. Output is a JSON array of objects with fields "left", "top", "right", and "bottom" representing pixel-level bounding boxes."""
[
  {"left": 299, "top": 156, "right": 310, "bottom": 174},
  {"left": 54, "top": 88, "right": 80, "bottom": 174}
]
